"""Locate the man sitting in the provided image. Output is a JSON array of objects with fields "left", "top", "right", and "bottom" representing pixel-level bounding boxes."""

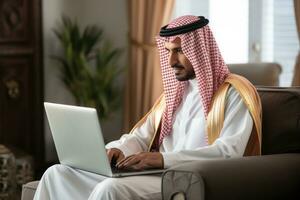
[{"left": 34, "top": 15, "right": 261, "bottom": 200}]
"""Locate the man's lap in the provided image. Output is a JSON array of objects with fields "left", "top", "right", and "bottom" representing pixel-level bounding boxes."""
[{"left": 38, "top": 164, "right": 162, "bottom": 200}]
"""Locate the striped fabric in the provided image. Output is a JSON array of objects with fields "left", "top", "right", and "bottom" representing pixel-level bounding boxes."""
[{"left": 156, "top": 15, "right": 230, "bottom": 145}]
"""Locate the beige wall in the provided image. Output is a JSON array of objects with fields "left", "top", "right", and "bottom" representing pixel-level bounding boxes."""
[{"left": 42, "top": 0, "right": 128, "bottom": 162}]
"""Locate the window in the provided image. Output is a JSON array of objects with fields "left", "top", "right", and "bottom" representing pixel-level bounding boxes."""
[
  {"left": 261, "top": 0, "right": 299, "bottom": 86},
  {"left": 174, "top": 0, "right": 249, "bottom": 63},
  {"left": 173, "top": 0, "right": 299, "bottom": 86},
  {"left": 209, "top": 0, "right": 249, "bottom": 63}
]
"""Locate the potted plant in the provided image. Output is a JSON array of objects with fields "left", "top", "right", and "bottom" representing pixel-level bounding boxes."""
[{"left": 53, "top": 16, "right": 122, "bottom": 119}]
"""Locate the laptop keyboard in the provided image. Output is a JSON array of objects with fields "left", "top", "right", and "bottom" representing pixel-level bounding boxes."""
[{"left": 111, "top": 165, "right": 137, "bottom": 173}]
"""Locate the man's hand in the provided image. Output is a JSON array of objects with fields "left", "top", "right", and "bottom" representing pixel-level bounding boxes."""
[
  {"left": 116, "top": 152, "right": 164, "bottom": 171},
  {"left": 106, "top": 148, "right": 125, "bottom": 165}
]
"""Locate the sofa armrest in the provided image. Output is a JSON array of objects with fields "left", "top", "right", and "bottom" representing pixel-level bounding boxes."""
[
  {"left": 21, "top": 181, "right": 39, "bottom": 200},
  {"left": 162, "top": 154, "right": 300, "bottom": 200}
]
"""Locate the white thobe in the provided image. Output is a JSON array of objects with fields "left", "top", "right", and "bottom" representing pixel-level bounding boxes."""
[{"left": 34, "top": 79, "right": 253, "bottom": 200}]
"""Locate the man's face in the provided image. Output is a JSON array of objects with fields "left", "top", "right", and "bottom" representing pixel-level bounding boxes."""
[{"left": 164, "top": 37, "right": 195, "bottom": 81}]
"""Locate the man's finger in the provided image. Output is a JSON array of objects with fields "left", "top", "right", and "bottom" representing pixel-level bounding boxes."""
[
  {"left": 122, "top": 156, "right": 141, "bottom": 168},
  {"left": 107, "top": 150, "right": 114, "bottom": 163},
  {"left": 117, "top": 156, "right": 135, "bottom": 168},
  {"left": 117, "top": 155, "right": 138, "bottom": 168},
  {"left": 116, "top": 154, "right": 125, "bottom": 163},
  {"left": 128, "top": 162, "right": 145, "bottom": 171},
  {"left": 116, "top": 155, "right": 133, "bottom": 167},
  {"left": 107, "top": 149, "right": 119, "bottom": 163}
]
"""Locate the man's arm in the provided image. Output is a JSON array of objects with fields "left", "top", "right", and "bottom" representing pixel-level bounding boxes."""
[
  {"left": 161, "top": 87, "right": 253, "bottom": 168},
  {"left": 115, "top": 87, "right": 252, "bottom": 170},
  {"left": 105, "top": 112, "right": 164, "bottom": 170},
  {"left": 105, "top": 110, "right": 156, "bottom": 157}
]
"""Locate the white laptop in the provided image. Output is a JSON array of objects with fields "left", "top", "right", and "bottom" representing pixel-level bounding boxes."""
[{"left": 44, "top": 102, "right": 164, "bottom": 177}]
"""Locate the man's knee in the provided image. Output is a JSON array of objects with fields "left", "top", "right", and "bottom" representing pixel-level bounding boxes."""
[
  {"left": 92, "top": 178, "right": 127, "bottom": 199},
  {"left": 43, "top": 164, "right": 70, "bottom": 179}
]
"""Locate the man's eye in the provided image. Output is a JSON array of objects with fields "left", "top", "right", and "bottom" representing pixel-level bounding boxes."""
[{"left": 176, "top": 48, "right": 183, "bottom": 53}]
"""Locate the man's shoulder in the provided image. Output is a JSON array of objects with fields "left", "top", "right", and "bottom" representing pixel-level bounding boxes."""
[
  {"left": 226, "top": 85, "right": 240, "bottom": 100},
  {"left": 223, "top": 73, "right": 258, "bottom": 100}
]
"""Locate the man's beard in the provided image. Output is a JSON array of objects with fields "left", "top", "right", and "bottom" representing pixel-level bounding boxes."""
[{"left": 172, "top": 64, "right": 195, "bottom": 81}]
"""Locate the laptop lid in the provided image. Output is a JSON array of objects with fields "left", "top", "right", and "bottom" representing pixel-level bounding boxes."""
[
  {"left": 44, "top": 102, "right": 165, "bottom": 177},
  {"left": 44, "top": 102, "right": 113, "bottom": 177}
]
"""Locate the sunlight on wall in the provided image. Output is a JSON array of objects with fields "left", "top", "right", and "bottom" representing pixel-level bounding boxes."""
[
  {"left": 173, "top": 0, "right": 209, "bottom": 19},
  {"left": 174, "top": 0, "right": 249, "bottom": 64},
  {"left": 209, "top": 0, "right": 249, "bottom": 63}
]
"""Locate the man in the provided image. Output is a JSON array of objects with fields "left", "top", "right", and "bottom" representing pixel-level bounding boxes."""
[{"left": 34, "top": 15, "right": 261, "bottom": 200}]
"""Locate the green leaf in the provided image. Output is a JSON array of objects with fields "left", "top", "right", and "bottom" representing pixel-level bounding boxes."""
[{"left": 52, "top": 15, "right": 124, "bottom": 120}]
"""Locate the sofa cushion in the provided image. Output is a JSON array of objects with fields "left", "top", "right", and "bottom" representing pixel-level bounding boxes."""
[
  {"left": 21, "top": 181, "right": 39, "bottom": 200},
  {"left": 257, "top": 87, "right": 300, "bottom": 154}
]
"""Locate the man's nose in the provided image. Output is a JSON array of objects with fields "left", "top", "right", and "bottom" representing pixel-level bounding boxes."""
[{"left": 168, "top": 52, "right": 178, "bottom": 66}]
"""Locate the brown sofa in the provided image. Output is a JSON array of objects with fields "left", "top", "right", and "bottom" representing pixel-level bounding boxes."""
[
  {"left": 21, "top": 62, "right": 284, "bottom": 200},
  {"left": 162, "top": 87, "right": 300, "bottom": 200}
]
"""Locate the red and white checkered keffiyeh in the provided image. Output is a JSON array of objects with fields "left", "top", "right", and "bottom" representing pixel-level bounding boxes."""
[{"left": 156, "top": 15, "right": 230, "bottom": 145}]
